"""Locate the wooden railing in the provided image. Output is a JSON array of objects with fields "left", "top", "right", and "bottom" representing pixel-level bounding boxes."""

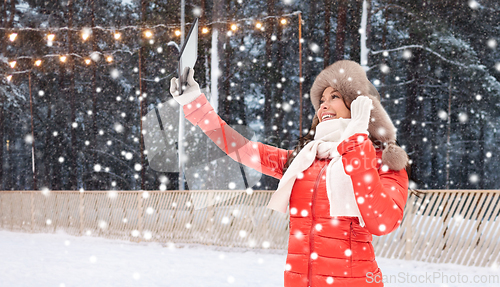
[{"left": 0, "top": 189, "right": 499, "bottom": 267}]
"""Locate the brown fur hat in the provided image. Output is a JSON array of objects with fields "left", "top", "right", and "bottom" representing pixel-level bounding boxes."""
[{"left": 310, "top": 60, "right": 408, "bottom": 171}]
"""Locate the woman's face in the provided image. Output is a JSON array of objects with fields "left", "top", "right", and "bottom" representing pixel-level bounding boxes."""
[{"left": 317, "top": 87, "right": 351, "bottom": 122}]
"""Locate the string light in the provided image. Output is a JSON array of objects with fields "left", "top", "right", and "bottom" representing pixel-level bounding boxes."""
[
  {"left": 144, "top": 30, "right": 153, "bottom": 38},
  {"left": 82, "top": 28, "right": 92, "bottom": 41},
  {"left": 2, "top": 12, "right": 302, "bottom": 68},
  {"left": 7, "top": 75, "right": 12, "bottom": 82},
  {"left": 84, "top": 59, "right": 92, "bottom": 65}
]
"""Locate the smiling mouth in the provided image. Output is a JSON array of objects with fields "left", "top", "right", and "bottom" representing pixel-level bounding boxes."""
[{"left": 321, "top": 114, "right": 336, "bottom": 121}]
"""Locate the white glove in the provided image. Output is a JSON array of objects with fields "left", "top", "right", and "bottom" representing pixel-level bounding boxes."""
[
  {"left": 341, "top": 95, "right": 373, "bottom": 140},
  {"left": 170, "top": 67, "right": 201, "bottom": 106}
]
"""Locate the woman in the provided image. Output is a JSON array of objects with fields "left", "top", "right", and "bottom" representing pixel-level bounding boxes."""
[{"left": 170, "top": 60, "right": 409, "bottom": 287}]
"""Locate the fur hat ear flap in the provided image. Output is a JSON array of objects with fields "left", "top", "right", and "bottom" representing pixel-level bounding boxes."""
[
  {"left": 382, "top": 143, "right": 409, "bottom": 171},
  {"left": 366, "top": 94, "right": 396, "bottom": 144}
]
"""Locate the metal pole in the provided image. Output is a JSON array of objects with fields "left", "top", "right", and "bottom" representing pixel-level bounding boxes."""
[
  {"left": 29, "top": 71, "right": 37, "bottom": 190},
  {"left": 178, "top": 0, "right": 186, "bottom": 190},
  {"left": 298, "top": 12, "right": 303, "bottom": 138}
]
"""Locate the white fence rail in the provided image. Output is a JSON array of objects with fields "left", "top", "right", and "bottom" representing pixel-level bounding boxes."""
[{"left": 1, "top": 190, "right": 499, "bottom": 267}]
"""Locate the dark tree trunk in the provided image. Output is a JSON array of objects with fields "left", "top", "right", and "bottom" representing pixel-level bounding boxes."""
[
  {"left": 67, "top": 0, "right": 78, "bottom": 190},
  {"left": 89, "top": 0, "right": 98, "bottom": 190},
  {"left": 402, "top": 35, "right": 424, "bottom": 186},
  {"left": 349, "top": 0, "right": 362, "bottom": 63},
  {"left": 212, "top": 0, "right": 226, "bottom": 121},
  {"left": 264, "top": 0, "right": 276, "bottom": 145},
  {"left": 323, "top": 0, "right": 331, "bottom": 68},
  {"left": 139, "top": 0, "right": 148, "bottom": 190},
  {"left": 335, "top": 0, "right": 347, "bottom": 61}
]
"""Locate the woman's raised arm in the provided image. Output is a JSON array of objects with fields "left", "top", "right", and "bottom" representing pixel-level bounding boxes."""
[{"left": 170, "top": 69, "right": 289, "bottom": 180}]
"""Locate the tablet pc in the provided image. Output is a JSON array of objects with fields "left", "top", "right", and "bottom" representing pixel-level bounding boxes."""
[{"left": 178, "top": 18, "right": 199, "bottom": 94}]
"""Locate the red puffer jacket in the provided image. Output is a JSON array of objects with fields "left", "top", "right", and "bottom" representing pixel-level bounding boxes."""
[{"left": 183, "top": 94, "right": 409, "bottom": 287}]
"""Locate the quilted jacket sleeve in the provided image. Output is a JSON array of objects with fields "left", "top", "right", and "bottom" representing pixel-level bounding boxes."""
[
  {"left": 337, "top": 133, "right": 409, "bottom": 236},
  {"left": 182, "top": 94, "right": 289, "bottom": 180}
]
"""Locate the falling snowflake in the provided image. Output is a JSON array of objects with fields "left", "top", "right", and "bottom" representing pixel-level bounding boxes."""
[
  {"left": 379, "top": 224, "right": 386, "bottom": 232},
  {"left": 438, "top": 110, "right": 448, "bottom": 120},
  {"left": 468, "top": 0, "right": 479, "bottom": 9},
  {"left": 134, "top": 163, "right": 142, "bottom": 171},
  {"left": 98, "top": 220, "right": 108, "bottom": 229},
  {"left": 469, "top": 174, "right": 479, "bottom": 183},
  {"left": 458, "top": 112, "right": 468, "bottom": 123},
  {"left": 24, "top": 134, "right": 33, "bottom": 144},
  {"left": 90, "top": 52, "right": 100, "bottom": 62},
  {"left": 309, "top": 43, "right": 320, "bottom": 53},
  {"left": 110, "top": 69, "right": 120, "bottom": 79},
  {"left": 402, "top": 50, "right": 412, "bottom": 59},
  {"left": 380, "top": 64, "right": 390, "bottom": 74}
]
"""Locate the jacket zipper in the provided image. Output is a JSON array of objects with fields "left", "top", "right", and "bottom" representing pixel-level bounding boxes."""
[{"left": 307, "top": 161, "right": 329, "bottom": 287}]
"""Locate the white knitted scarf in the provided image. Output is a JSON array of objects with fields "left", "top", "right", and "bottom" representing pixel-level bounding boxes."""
[{"left": 267, "top": 119, "right": 365, "bottom": 227}]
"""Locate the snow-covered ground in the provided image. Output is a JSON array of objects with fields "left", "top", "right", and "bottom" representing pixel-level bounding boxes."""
[{"left": 1, "top": 230, "right": 498, "bottom": 287}]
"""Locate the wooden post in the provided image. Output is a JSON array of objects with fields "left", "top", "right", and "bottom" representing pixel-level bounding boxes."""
[
  {"left": 137, "top": 192, "right": 144, "bottom": 242},
  {"left": 79, "top": 192, "right": 84, "bottom": 235},
  {"left": 30, "top": 192, "right": 35, "bottom": 232},
  {"left": 404, "top": 201, "right": 414, "bottom": 260}
]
